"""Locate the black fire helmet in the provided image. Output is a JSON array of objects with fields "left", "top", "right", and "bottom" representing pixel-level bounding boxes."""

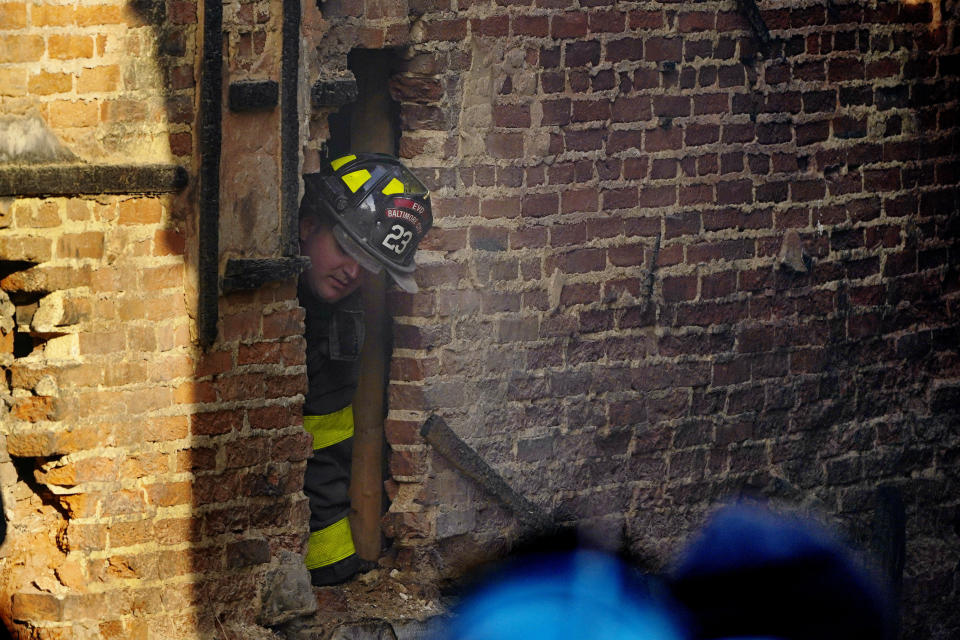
[{"left": 301, "top": 153, "right": 433, "bottom": 293}]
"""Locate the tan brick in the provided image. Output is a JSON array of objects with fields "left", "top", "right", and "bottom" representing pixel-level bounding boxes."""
[
  {"left": 78, "top": 64, "right": 119, "bottom": 93},
  {"left": 54, "top": 559, "right": 86, "bottom": 590},
  {"left": 101, "top": 97, "right": 148, "bottom": 123},
  {"left": 142, "top": 263, "right": 183, "bottom": 290},
  {"left": 147, "top": 353, "right": 193, "bottom": 380},
  {"left": 0, "top": 236, "right": 53, "bottom": 261},
  {"left": 120, "top": 452, "right": 170, "bottom": 479},
  {"left": 0, "top": 67, "right": 28, "bottom": 96},
  {"left": 0, "top": 329, "right": 12, "bottom": 355},
  {"left": 37, "top": 456, "right": 118, "bottom": 486},
  {"left": 115, "top": 297, "right": 145, "bottom": 321},
  {"left": 78, "top": 330, "right": 125, "bottom": 355},
  {"left": 5, "top": 425, "right": 102, "bottom": 457},
  {"left": 107, "top": 519, "right": 154, "bottom": 548},
  {"left": 28, "top": 70, "right": 73, "bottom": 95},
  {"left": 145, "top": 481, "right": 192, "bottom": 507},
  {"left": 30, "top": 2, "right": 74, "bottom": 26},
  {"left": 10, "top": 395, "right": 57, "bottom": 421},
  {"left": 157, "top": 549, "right": 192, "bottom": 579},
  {"left": 75, "top": 4, "right": 124, "bottom": 25},
  {"left": 57, "top": 231, "right": 104, "bottom": 259},
  {"left": 175, "top": 380, "right": 216, "bottom": 404},
  {"left": 126, "top": 325, "right": 156, "bottom": 351},
  {"left": 154, "top": 518, "right": 194, "bottom": 545},
  {"left": 48, "top": 99, "right": 99, "bottom": 127},
  {"left": 12, "top": 592, "right": 65, "bottom": 622},
  {"left": 117, "top": 197, "right": 162, "bottom": 225},
  {"left": 0, "top": 35, "right": 43, "bottom": 62},
  {"left": 107, "top": 553, "right": 159, "bottom": 580},
  {"left": 65, "top": 199, "right": 91, "bottom": 221},
  {"left": 98, "top": 489, "right": 148, "bottom": 517},
  {"left": 48, "top": 34, "right": 94, "bottom": 59},
  {"left": 142, "top": 415, "right": 190, "bottom": 442},
  {"left": 0, "top": 2, "right": 27, "bottom": 27},
  {"left": 99, "top": 620, "right": 124, "bottom": 639},
  {"left": 145, "top": 294, "right": 185, "bottom": 320},
  {"left": 14, "top": 200, "right": 61, "bottom": 227},
  {"left": 158, "top": 322, "right": 190, "bottom": 351}
]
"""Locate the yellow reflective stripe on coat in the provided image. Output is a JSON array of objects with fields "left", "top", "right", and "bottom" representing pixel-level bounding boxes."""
[
  {"left": 305, "top": 517, "right": 355, "bottom": 569},
  {"left": 304, "top": 405, "right": 354, "bottom": 450}
]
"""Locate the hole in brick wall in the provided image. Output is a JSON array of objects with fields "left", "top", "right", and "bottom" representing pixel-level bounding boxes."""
[
  {"left": 10, "top": 455, "right": 69, "bottom": 520},
  {"left": 322, "top": 47, "right": 401, "bottom": 561},
  {"left": 0, "top": 261, "right": 36, "bottom": 282},
  {"left": 323, "top": 49, "right": 401, "bottom": 160},
  {"left": 11, "top": 333, "right": 35, "bottom": 359},
  {"left": 5, "top": 291, "right": 52, "bottom": 358},
  {"left": 7, "top": 291, "right": 51, "bottom": 358}
]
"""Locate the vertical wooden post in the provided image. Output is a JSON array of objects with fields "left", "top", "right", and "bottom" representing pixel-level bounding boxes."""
[{"left": 347, "top": 49, "right": 396, "bottom": 560}]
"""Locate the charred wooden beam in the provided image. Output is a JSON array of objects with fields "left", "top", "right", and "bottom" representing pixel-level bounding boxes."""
[
  {"left": 198, "top": 0, "right": 223, "bottom": 348},
  {"left": 228, "top": 81, "right": 279, "bottom": 112},
  {"left": 221, "top": 257, "right": 310, "bottom": 293},
  {"left": 0, "top": 164, "right": 187, "bottom": 197},
  {"left": 421, "top": 414, "right": 554, "bottom": 533},
  {"left": 281, "top": 0, "right": 300, "bottom": 257}
]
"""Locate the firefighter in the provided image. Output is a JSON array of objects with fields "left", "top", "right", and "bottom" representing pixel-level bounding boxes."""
[{"left": 298, "top": 153, "right": 432, "bottom": 586}]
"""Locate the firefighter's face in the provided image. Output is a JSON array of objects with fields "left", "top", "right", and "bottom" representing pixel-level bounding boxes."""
[{"left": 300, "top": 216, "right": 363, "bottom": 303}]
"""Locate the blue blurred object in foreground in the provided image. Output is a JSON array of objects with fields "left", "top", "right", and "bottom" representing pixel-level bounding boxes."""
[
  {"left": 668, "top": 502, "right": 893, "bottom": 640},
  {"left": 442, "top": 549, "right": 688, "bottom": 640}
]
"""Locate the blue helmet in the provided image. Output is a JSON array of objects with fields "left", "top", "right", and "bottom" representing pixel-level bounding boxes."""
[{"left": 439, "top": 549, "right": 688, "bottom": 640}]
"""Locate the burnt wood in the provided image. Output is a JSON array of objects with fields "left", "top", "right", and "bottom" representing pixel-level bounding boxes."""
[
  {"left": 221, "top": 257, "right": 310, "bottom": 293},
  {"left": 228, "top": 81, "right": 279, "bottom": 112},
  {"left": 421, "top": 414, "right": 554, "bottom": 533},
  {"left": 198, "top": 0, "right": 223, "bottom": 348},
  {"left": 0, "top": 164, "right": 187, "bottom": 197},
  {"left": 311, "top": 76, "right": 358, "bottom": 108}
]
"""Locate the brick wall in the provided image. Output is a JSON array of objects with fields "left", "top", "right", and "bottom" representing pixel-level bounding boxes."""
[
  {"left": 1, "top": 0, "right": 312, "bottom": 637},
  {"left": 2, "top": 0, "right": 957, "bottom": 636},
  {"left": 0, "top": 0, "right": 194, "bottom": 162},
  {"left": 305, "top": 0, "right": 959, "bottom": 636}
]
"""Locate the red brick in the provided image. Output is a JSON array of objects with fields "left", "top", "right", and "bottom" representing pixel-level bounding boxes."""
[
  {"left": 588, "top": 9, "right": 625, "bottom": 33},
  {"left": 677, "top": 11, "right": 715, "bottom": 32},
  {"left": 662, "top": 275, "right": 697, "bottom": 302},
  {"left": 262, "top": 307, "right": 305, "bottom": 339},
  {"left": 513, "top": 15, "right": 548, "bottom": 36},
  {"left": 604, "top": 186, "right": 639, "bottom": 209},
  {"left": 606, "top": 37, "right": 642, "bottom": 62},
  {"left": 628, "top": 9, "right": 663, "bottom": 29},
  {"left": 551, "top": 12, "right": 588, "bottom": 38},
  {"left": 644, "top": 37, "right": 682, "bottom": 62}
]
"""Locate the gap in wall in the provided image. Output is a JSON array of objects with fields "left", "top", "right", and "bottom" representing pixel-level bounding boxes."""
[{"left": 325, "top": 48, "right": 401, "bottom": 561}]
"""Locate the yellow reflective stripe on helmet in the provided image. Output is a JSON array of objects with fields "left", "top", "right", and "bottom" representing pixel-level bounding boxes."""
[
  {"left": 304, "top": 405, "right": 354, "bottom": 450},
  {"left": 330, "top": 154, "right": 356, "bottom": 171},
  {"left": 305, "top": 517, "right": 355, "bottom": 569},
  {"left": 381, "top": 178, "right": 405, "bottom": 195},
  {"left": 342, "top": 169, "right": 371, "bottom": 193}
]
